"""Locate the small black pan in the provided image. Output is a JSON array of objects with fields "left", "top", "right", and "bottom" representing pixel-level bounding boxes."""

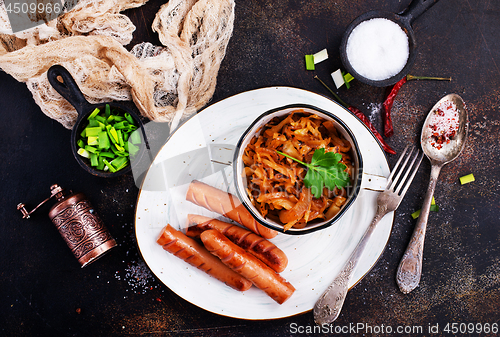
[
  {"left": 47, "top": 64, "right": 149, "bottom": 178},
  {"left": 340, "top": 0, "right": 440, "bottom": 87}
]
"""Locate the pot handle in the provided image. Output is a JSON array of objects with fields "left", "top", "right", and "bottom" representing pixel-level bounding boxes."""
[
  {"left": 47, "top": 64, "right": 90, "bottom": 116},
  {"left": 401, "top": 0, "right": 440, "bottom": 26}
]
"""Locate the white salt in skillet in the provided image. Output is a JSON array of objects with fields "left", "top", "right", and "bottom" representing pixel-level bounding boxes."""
[{"left": 340, "top": 0, "right": 440, "bottom": 87}]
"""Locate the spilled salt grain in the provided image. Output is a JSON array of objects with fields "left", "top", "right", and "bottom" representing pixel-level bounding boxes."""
[{"left": 346, "top": 18, "right": 409, "bottom": 81}]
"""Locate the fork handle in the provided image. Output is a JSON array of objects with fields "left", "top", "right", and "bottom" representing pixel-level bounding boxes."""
[
  {"left": 396, "top": 163, "right": 442, "bottom": 294},
  {"left": 314, "top": 208, "right": 386, "bottom": 325}
]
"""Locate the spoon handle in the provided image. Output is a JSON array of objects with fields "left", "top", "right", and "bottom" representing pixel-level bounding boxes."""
[
  {"left": 396, "top": 164, "right": 442, "bottom": 294},
  {"left": 314, "top": 210, "right": 385, "bottom": 325}
]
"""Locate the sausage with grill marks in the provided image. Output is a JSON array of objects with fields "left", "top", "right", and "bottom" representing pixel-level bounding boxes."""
[
  {"left": 186, "top": 214, "right": 288, "bottom": 273},
  {"left": 157, "top": 224, "right": 252, "bottom": 292},
  {"left": 185, "top": 180, "right": 277, "bottom": 239},
  {"left": 200, "top": 229, "right": 295, "bottom": 304}
]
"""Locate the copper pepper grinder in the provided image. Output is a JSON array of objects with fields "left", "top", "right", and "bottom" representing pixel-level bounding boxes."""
[{"left": 17, "top": 184, "right": 117, "bottom": 267}]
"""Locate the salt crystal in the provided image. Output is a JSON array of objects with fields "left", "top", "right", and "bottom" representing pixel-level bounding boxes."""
[{"left": 346, "top": 18, "right": 409, "bottom": 81}]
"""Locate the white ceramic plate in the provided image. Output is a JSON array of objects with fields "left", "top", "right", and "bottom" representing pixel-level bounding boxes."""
[{"left": 135, "top": 87, "right": 393, "bottom": 320}]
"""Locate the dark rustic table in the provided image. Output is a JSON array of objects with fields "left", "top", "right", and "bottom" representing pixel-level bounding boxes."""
[{"left": 2, "top": 0, "right": 499, "bottom": 336}]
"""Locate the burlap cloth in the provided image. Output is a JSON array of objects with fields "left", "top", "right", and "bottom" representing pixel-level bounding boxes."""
[{"left": 0, "top": 0, "right": 235, "bottom": 131}]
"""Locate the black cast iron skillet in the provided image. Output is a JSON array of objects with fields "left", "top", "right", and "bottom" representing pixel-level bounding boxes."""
[
  {"left": 340, "top": 0, "right": 440, "bottom": 87},
  {"left": 47, "top": 64, "right": 150, "bottom": 178}
]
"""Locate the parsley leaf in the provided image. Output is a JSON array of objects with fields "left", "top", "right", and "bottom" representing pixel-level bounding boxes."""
[{"left": 277, "top": 148, "right": 350, "bottom": 198}]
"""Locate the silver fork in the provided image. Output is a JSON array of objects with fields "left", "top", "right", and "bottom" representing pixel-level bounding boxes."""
[{"left": 313, "top": 145, "right": 423, "bottom": 325}]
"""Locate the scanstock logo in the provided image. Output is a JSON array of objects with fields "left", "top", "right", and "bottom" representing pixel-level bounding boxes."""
[{"left": 3, "top": 0, "right": 79, "bottom": 33}]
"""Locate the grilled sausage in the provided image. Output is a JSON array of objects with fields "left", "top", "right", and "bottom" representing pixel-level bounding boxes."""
[
  {"left": 185, "top": 180, "right": 277, "bottom": 239},
  {"left": 186, "top": 214, "right": 288, "bottom": 273},
  {"left": 200, "top": 229, "right": 295, "bottom": 304},
  {"left": 157, "top": 224, "right": 252, "bottom": 292}
]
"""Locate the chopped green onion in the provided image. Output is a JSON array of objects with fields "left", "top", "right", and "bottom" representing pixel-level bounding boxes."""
[
  {"left": 109, "top": 126, "right": 119, "bottom": 144},
  {"left": 460, "top": 173, "right": 475, "bottom": 185},
  {"left": 90, "top": 152, "right": 98, "bottom": 167},
  {"left": 84, "top": 145, "right": 98, "bottom": 154},
  {"left": 305, "top": 54, "right": 315, "bottom": 71},
  {"left": 76, "top": 105, "right": 139, "bottom": 172},
  {"left": 342, "top": 71, "right": 354, "bottom": 89},
  {"left": 94, "top": 115, "right": 106, "bottom": 124},
  {"left": 100, "top": 151, "right": 116, "bottom": 159},
  {"left": 87, "top": 108, "right": 100, "bottom": 120},
  {"left": 98, "top": 131, "right": 110, "bottom": 149},
  {"left": 313, "top": 49, "right": 328, "bottom": 64},
  {"left": 110, "top": 157, "right": 128, "bottom": 171},
  {"left": 87, "top": 136, "right": 99, "bottom": 146},
  {"left": 117, "top": 129, "right": 124, "bottom": 147},
  {"left": 105, "top": 104, "right": 111, "bottom": 118},
  {"left": 127, "top": 142, "right": 139, "bottom": 157},
  {"left": 102, "top": 159, "right": 116, "bottom": 173},
  {"left": 124, "top": 113, "right": 134, "bottom": 125},
  {"left": 85, "top": 126, "right": 102, "bottom": 137},
  {"left": 97, "top": 156, "right": 105, "bottom": 170},
  {"left": 113, "top": 121, "right": 128, "bottom": 130},
  {"left": 411, "top": 198, "right": 439, "bottom": 219},
  {"left": 130, "top": 130, "right": 141, "bottom": 145},
  {"left": 77, "top": 148, "right": 90, "bottom": 158}
]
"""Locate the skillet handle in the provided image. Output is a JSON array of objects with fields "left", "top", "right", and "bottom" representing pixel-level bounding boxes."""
[
  {"left": 47, "top": 64, "right": 90, "bottom": 116},
  {"left": 401, "top": 0, "right": 440, "bottom": 25}
]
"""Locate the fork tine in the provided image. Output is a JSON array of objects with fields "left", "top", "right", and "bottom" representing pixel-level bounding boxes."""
[
  {"left": 388, "top": 146, "right": 415, "bottom": 191},
  {"left": 394, "top": 148, "right": 422, "bottom": 194},
  {"left": 399, "top": 151, "right": 424, "bottom": 197},
  {"left": 385, "top": 145, "right": 410, "bottom": 189}
]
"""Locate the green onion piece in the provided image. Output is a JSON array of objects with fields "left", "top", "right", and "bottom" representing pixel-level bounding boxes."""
[
  {"left": 459, "top": 173, "right": 475, "bottom": 185},
  {"left": 97, "top": 156, "right": 105, "bottom": 170},
  {"left": 111, "top": 144, "right": 125, "bottom": 153},
  {"left": 80, "top": 128, "right": 87, "bottom": 138},
  {"left": 98, "top": 131, "right": 110, "bottom": 149},
  {"left": 110, "top": 157, "right": 128, "bottom": 171},
  {"left": 88, "top": 119, "right": 99, "bottom": 127},
  {"left": 128, "top": 143, "right": 139, "bottom": 157},
  {"left": 85, "top": 126, "right": 101, "bottom": 137},
  {"left": 88, "top": 108, "right": 100, "bottom": 120},
  {"left": 117, "top": 129, "right": 124, "bottom": 147},
  {"left": 124, "top": 113, "right": 134, "bottom": 125},
  {"left": 100, "top": 151, "right": 116, "bottom": 159},
  {"left": 102, "top": 159, "right": 116, "bottom": 173},
  {"left": 411, "top": 203, "right": 439, "bottom": 219},
  {"left": 84, "top": 145, "right": 98, "bottom": 154},
  {"left": 77, "top": 148, "right": 90, "bottom": 158},
  {"left": 130, "top": 130, "right": 141, "bottom": 145},
  {"left": 87, "top": 136, "right": 99, "bottom": 146},
  {"left": 109, "top": 127, "right": 119, "bottom": 144},
  {"left": 113, "top": 121, "right": 128, "bottom": 130},
  {"left": 77, "top": 139, "right": 85, "bottom": 148},
  {"left": 342, "top": 72, "right": 355, "bottom": 89},
  {"left": 90, "top": 152, "right": 98, "bottom": 167},
  {"left": 95, "top": 115, "right": 106, "bottom": 124},
  {"left": 105, "top": 104, "right": 111, "bottom": 118},
  {"left": 305, "top": 54, "right": 315, "bottom": 71}
]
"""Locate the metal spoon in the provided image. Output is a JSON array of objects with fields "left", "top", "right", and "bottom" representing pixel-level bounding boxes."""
[{"left": 396, "top": 94, "right": 468, "bottom": 294}]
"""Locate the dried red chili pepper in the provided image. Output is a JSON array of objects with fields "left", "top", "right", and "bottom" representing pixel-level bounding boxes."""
[
  {"left": 383, "top": 75, "right": 452, "bottom": 138},
  {"left": 348, "top": 106, "right": 396, "bottom": 155},
  {"left": 382, "top": 77, "right": 407, "bottom": 138}
]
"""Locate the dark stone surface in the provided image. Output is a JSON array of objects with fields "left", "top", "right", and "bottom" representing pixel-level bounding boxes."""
[{"left": 1, "top": 0, "right": 499, "bottom": 335}]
